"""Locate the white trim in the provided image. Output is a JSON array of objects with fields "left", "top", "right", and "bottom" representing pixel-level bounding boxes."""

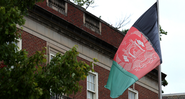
[
  {"left": 87, "top": 71, "right": 98, "bottom": 99},
  {"left": 83, "top": 13, "right": 86, "bottom": 24},
  {"left": 17, "top": 38, "right": 22, "bottom": 51},
  {"left": 50, "top": 53, "right": 55, "bottom": 61},
  {"left": 128, "top": 88, "right": 138, "bottom": 99},
  {"left": 65, "top": 2, "right": 68, "bottom": 14},
  {"left": 99, "top": 22, "right": 101, "bottom": 34},
  {"left": 46, "top": 0, "right": 49, "bottom": 6}
]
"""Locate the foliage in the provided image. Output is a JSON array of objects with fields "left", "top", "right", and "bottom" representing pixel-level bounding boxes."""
[
  {"left": 122, "top": 29, "right": 129, "bottom": 35},
  {"left": 71, "top": 0, "right": 94, "bottom": 9},
  {"left": 0, "top": 0, "right": 98, "bottom": 98},
  {"left": 39, "top": 46, "right": 97, "bottom": 98},
  {"left": 159, "top": 25, "right": 167, "bottom": 40},
  {"left": 162, "top": 79, "right": 168, "bottom": 87},
  {"left": 162, "top": 79, "right": 168, "bottom": 93},
  {"left": 0, "top": 0, "right": 42, "bottom": 45},
  {"left": 0, "top": 48, "right": 47, "bottom": 98},
  {"left": 0, "top": 45, "right": 96, "bottom": 99}
]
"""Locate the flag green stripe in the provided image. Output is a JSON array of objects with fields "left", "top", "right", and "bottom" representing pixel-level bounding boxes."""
[{"left": 105, "top": 61, "right": 139, "bottom": 98}]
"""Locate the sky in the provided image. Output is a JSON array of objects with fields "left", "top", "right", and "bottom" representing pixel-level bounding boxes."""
[{"left": 87, "top": 0, "right": 185, "bottom": 94}]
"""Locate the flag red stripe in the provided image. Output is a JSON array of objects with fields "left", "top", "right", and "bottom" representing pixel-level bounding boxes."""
[{"left": 113, "top": 27, "right": 160, "bottom": 79}]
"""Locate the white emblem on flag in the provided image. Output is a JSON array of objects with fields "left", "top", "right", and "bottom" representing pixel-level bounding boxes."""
[{"left": 115, "top": 29, "right": 158, "bottom": 72}]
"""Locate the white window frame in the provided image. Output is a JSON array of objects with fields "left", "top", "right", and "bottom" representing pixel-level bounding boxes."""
[
  {"left": 17, "top": 38, "right": 22, "bottom": 51},
  {"left": 128, "top": 88, "right": 138, "bottom": 99},
  {"left": 50, "top": 53, "right": 55, "bottom": 62},
  {"left": 49, "top": 52, "right": 65, "bottom": 99},
  {"left": 87, "top": 71, "right": 98, "bottom": 99}
]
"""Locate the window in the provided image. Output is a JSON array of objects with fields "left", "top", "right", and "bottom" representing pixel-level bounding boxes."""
[
  {"left": 128, "top": 88, "right": 138, "bottom": 99},
  {"left": 47, "top": 0, "right": 67, "bottom": 15},
  {"left": 49, "top": 50, "right": 68, "bottom": 99},
  {"left": 49, "top": 47, "right": 58, "bottom": 62},
  {"left": 49, "top": 52, "right": 62, "bottom": 99},
  {"left": 84, "top": 14, "right": 101, "bottom": 34},
  {"left": 50, "top": 53, "right": 55, "bottom": 61},
  {"left": 87, "top": 71, "right": 98, "bottom": 99},
  {"left": 11, "top": 38, "right": 22, "bottom": 51},
  {"left": 16, "top": 39, "right": 22, "bottom": 51}
]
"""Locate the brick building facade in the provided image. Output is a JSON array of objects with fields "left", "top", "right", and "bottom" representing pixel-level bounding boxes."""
[{"left": 18, "top": 0, "right": 166, "bottom": 98}]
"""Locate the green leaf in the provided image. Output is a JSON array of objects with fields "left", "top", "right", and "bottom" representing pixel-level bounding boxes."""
[
  {"left": 72, "top": 73, "right": 75, "bottom": 78},
  {"left": 15, "top": 89, "right": 18, "bottom": 92},
  {"left": 0, "top": 7, "right": 5, "bottom": 14},
  {"left": 37, "top": 66, "right": 42, "bottom": 74}
]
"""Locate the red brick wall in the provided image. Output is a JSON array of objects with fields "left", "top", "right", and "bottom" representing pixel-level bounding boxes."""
[
  {"left": 22, "top": 31, "right": 46, "bottom": 57},
  {"left": 135, "top": 84, "right": 158, "bottom": 99},
  {"left": 68, "top": 57, "right": 158, "bottom": 99},
  {"left": 36, "top": 0, "right": 124, "bottom": 48},
  {"left": 69, "top": 57, "right": 128, "bottom": 99},
  {"left": 94, "top": 64, "right": 128, "bottom": 99},
  {"left": 36, "top": 1, "right": 83, "bottom": 29}
]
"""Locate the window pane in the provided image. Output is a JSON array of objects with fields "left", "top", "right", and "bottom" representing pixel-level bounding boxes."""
[
  {"left": 87, "top": 92, "right": 90, "bottom": 99},
  {"left": 88, "top": 91, "right": 93, "bottom": 99},
  {"left": 90, "top": 75, "right": 92, "bottom": 82},
  {"left": 88, "top": 75, "right": 90, "bottom": 82},
  {"left": 89, "top": 83, "right": 92, "bottom": 90},
  {"left": 87, "top": 74, "right": 96, "bottom": 92},
  {"left": 129, "top": 91, "right": 135, "bottom": 99},
  {"left": 133, "top": 92, "right": 136, "bottom": 99},
  {"left": 90, "top": 83, "right": 92, "bottom": 91},
  {"left": 129, "top": 91, "right": 131, "bottom": 99},
  {"left": 92, "top": 76, "right": 94, "bottom": 83},
  {"left": 87, "top": 82, "right": 89, "bottom": 90},
  {"left": 50, "top": 54, "right": 54, "bottom": 60},
  {"left": 92, "top": 83, "right": 95, "bottom": 91}
]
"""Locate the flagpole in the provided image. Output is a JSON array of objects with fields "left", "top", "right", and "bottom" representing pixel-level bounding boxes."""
[{"left": 157, "top": 0, "right": 162, "bottom": 99}]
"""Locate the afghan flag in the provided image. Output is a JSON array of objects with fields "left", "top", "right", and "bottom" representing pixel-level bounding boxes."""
[{"left": 105, "top": 2, "right": 162, "bottom": 98}]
